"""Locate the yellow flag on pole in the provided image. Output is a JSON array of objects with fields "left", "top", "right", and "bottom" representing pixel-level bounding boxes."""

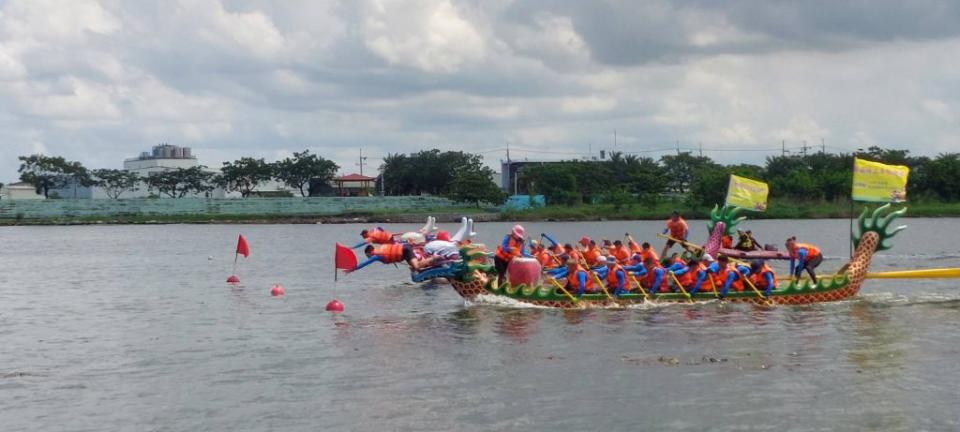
[
  {"left": 852, "top": 158, "right": 909, "bottom": 203},
  {"left": 725, "top": 175, "right": 769, "bottom": 211}
]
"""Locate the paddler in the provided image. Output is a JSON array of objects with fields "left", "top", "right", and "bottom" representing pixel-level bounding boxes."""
[
  {"left": 529, "top": 240, "right": 559, "bottom": 269},
  {"left": 673, "top": 254, "right": 704, "bottom": 290},
  {"left": 712, "top": 254, "right": 752, "bottom": 297},
  {"left": 554, "top": 258, "right": 592, "bottom": 297},
  {"left": 494, "top": 224, "right": 530, "bottom": 284},
  {"left": 349, "top": 243, "right": 416, "bottom": 272},
  {"left": 642, "top": 255, "right": 669, "bottom": 293},
  {"left": 660, "top": 211, "right": 689, "bottom": 258},
  {"left": 786, "top": 236, "right": 822, "bottom": 284},
  {"left": 603, "top": 256, "right": 629, "bottom": 297},
  {"left": 608, "top": 240, "right": 631, "bottom": 264},
  {"left": 750, "top": 260, "right": 778, "bottom": 296},
  {"left": 582, "top": 240, "right": 603, "bottom": 267}
]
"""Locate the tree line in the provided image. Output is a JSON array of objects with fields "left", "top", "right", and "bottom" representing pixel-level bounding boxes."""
[
  {"left": 516, "top": 146, "right": 960, "bottom": 208},
  {"left": 380, "top": 149, "right": 506, "bottom": 206},
  {"left": 14, "top": 150, "right": 339, "bottom": 199}
]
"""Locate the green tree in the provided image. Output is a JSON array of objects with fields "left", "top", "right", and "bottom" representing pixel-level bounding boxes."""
[
  {"left": 17, "top": 154, "right": 88, "bottom": 198},
  {"left": 447, "top": 165, "right": 506, "bottom": 207},
  {"left": 217, "top": 158, "right": 273, "bottom": 197},
  {"left": 146, "top": 167, "right": 215, "bottom": 198},
  {"left": 660, "top": 152, "right": 714, "bottom": 194},
  {"left": 273, "top": 150, "right": 339, "bottom": 197},
  {"left": 93, "top": 169, "right": 140, "bottom": 199}
]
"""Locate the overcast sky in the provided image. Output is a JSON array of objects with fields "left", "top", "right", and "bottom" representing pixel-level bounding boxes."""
[{"left": 2, "top": 0, "right": 959, "bottom": 180}]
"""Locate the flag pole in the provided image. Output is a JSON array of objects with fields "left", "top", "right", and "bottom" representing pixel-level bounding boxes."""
[{"left": 233, "top": 252, "right": 238, "bottom": 276}]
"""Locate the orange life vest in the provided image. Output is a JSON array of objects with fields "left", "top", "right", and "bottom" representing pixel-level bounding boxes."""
[
  {"left": 791, "top": 243, "right": 822, "bottom": 260},
  {"left": 374, "top": 243, "right": 405, "bottom": 264},
  {"left": 366, "top": 229, "right": 393, "bottom": 244},
  {"left": 495, "top": 236, "right": 524, "bottom": 261},
  {"left": 715, "top": 263, "right": 744, "bottom": 292},
  {"left": 750, "top": 264, "right": 778, "bottom": 290},
  {"left": 721, "top": 235, "right": 733, "bottom": 249},
  {"left": 606, "top": 264, "right": 629, "bottom": 288},
  {"left": 610, "top": 246, "right": 630, "bottom": 264},
  {"left": 667, "top": 218, "right": 688, "bottom": 238},
  {"left": 639, "top": 248, "right": 658, "bottom": 264},
  {"left": 566, "top": 265, "right": 594, "bottom": 290},
  {"left": 536, "top": 250, "right": 557, "bottom": 268},
  {"left": 677, "top": 262, "right": 705, "bottom": 287},
  {"left": 642, "top": 262, "right": 669, "bottom": 292},
  {"left": 582, "top": 246, "right": 602, "bottom": 266}
]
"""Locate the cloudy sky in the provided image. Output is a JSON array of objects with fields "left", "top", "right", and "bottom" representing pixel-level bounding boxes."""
[{"left": 2, "top": 0, "right": 959, "bottom": 180}]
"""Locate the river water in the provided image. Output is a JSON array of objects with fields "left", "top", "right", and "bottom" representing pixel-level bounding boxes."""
[{"left": 1, "top": 218, "right": 959, "bottom": 431}]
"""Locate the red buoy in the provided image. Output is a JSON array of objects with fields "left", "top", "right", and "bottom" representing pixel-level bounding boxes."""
[
  {"left": 271, "top": 284, "right": 285, "bottom": 297},
  {"left": 325, "top": 300, "right": 344, "bottom": 312},
  {"left": 227, "top": 275, "right": 240, "bottom": 283}
]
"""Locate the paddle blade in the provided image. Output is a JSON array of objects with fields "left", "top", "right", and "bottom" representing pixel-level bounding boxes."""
[
  {"left": 335, "top": 243, "right": 358, "bottom": 270},
  {"left": 236, "top": 234, "right": 250, "bottom": 258},
  {"left": 866, "top": 268, "right": 960, "bottom": 279}
]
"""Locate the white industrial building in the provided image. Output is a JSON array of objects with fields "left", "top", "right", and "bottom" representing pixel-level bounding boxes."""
[{"left": 0, "top": 182, "right": 45, "bottom": 200}]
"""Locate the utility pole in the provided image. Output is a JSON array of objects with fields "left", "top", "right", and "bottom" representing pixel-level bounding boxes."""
[
  {"left": 782, "top": 140, "right": 786, "bottom": 156},
  {"left": 821, "top": 138, "right": 826, "bottom": 154},
  {"left": 699, "top": 142, "right": 703, "bottom": 157},
  {"left": 357, "top": 147, "right": 368, "bottom": 176},
  {"left": 800, "top": 141, "right": 809, "bottom": 157},
  {"left": 614, "top": 129, "right": 617, "bottom": 150}
]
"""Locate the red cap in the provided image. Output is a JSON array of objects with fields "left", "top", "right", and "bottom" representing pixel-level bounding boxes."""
[{"left": 436, "top": 230, "right": 450, "bottom": 241}]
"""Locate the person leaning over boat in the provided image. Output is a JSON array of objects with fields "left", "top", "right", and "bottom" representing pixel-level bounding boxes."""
[
  {"left": 661, "top": 211, "right": 689, "bottom": 258},
  {"left": 349, "top": 243, "right": 417, "bottom": 272},
  {"left": 415, "top": 231, "right": 461, "bottom": 270},
  {"left": 494, "top": 224, "right": 531, "bottom": 284},
  {"left": 750, "top": 260, "right": 778, "bottom": 296},
  {"left": 351, "top": 227, "right": 397, "bottom": 248},
  {"left": 786, "top": 236, "right": 822, "bottom": 284}
]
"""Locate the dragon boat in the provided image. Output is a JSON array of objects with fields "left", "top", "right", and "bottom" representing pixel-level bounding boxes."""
[{"left": 444, "top": 204, "right": 908, "bottom": 307}]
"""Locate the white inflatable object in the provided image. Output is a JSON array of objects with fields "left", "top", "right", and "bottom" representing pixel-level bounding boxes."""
[
  {"left": 451, "top": 217, "right": 469, "bottom": 242},
  {"left": 418, "top": 216, "right": 438, "bottom": 234}
]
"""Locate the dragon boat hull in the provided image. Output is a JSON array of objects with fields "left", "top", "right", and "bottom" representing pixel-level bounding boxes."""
[{"left": 448, "top": 205, "right": 907, "bottom": 308}]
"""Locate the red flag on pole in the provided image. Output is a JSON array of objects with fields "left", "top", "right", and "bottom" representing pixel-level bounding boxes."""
[
  {"left": 236, "top": 235, "right": 250, "bottom": 258},
  {"left": 335, "top": 243, "right": 358, "bottom": 270}
]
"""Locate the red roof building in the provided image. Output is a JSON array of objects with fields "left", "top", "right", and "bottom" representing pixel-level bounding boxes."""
[{"left": 333, "top": 173, "right": 376, "bottom": 196}]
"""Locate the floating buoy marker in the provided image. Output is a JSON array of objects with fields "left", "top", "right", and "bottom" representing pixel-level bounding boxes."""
[
  {"left": 227, "top": 275, "right": 240, "bottom": 283},
  {"left": 326, "top": 300, "right": 344, "bottom": 312},
  {"left": 271, "top": 284, "right": 285, "bottom": 297}
]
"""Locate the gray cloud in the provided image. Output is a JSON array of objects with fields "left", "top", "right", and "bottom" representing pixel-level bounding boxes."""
[{"left": 1, "top": 0, "right": 959, "bottom": 181}]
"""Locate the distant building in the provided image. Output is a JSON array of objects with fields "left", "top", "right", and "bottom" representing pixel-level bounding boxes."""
[
  {"left": 333, "top": 173, "right": 376, "bottom": 196},
  {"left": 123, "top": 143, "right": 199, "bottom": 175},
  {"left": 501, "top": 159, "right": 568, "bottom": 195},
  {"left": 0, "top": 182, "right": 45, "bottom": 200}
]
